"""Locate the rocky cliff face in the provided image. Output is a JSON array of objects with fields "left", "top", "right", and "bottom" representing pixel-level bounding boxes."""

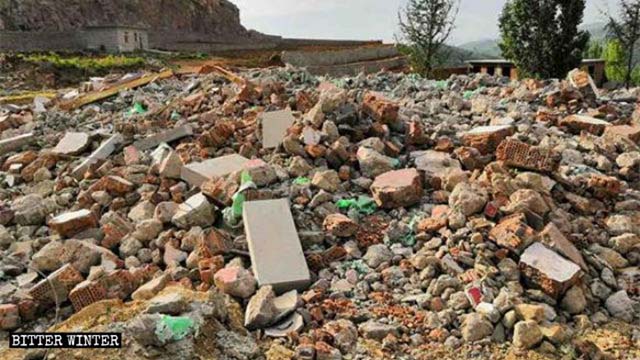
[{"left": 0, "top": 0, "right": 250, "bottom": 37}]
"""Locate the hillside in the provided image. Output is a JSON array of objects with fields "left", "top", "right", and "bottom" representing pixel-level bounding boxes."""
[{"left": 0, "top": 0, "right": 251, "bottom": 38}]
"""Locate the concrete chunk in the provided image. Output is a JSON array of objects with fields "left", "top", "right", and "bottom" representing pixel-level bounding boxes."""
[
  {"left": 181, "top": 154, "right": 250, "bottom": 187},
  {"left": 0, "top": 133, "right": 35, "bottom": 156},
  {"left": 243, "top": 199, "right": 310, "bottom": 293},
  {"left": 133, "top": 125, "right": 193, "bottom": 151},
  {"left": 370, "top": 168, "right": 423, "bottom": 209},
  {"left": 261, "top": 110, "right": 295, "bottom": 149},
  {"left": 72, "top": 134, "right": 123, "bottom": 179},
  {"left": 560, "top": 115, "right": 610, "bottom": 135},
  {"left": 538, "top": 223, "right": 587, "bottom": 270},
  {"left": 519, "top": 243, "right": 581, "bottom": 298},
  {"left": 53, "top": 132, "right": 90, "bottom": 155},
  {"left": 462, "top": 125, "right": 514, "bottom": 154}
]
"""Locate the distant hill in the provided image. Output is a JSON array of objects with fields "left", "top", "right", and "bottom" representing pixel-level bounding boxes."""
[
  {"left": 458, "top": 39, "right": 502, "bottom": 58},
  {"left": 454, "top": 22, "right": 609, "bottom": 61}
]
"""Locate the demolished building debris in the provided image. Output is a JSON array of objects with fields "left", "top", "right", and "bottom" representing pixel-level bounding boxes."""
[{"left": 0, "top": 65, "right": 639, "bottom": 359}]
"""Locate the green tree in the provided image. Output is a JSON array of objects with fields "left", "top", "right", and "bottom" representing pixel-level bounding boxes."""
[
  {"left": 606, "top": 0, "right": 640, "bottom": 88},
  {"left": 499, "top": 0, "right": 590, "bottom": 79},
  {"left": 584, "top": 40, "right": 604, "bottom": 59},
  {"left": 398, "top": 0, "right": 460, "bottom": 76},
  {"left": 603, "top": 40, "right": 627, "bottom": 82}
]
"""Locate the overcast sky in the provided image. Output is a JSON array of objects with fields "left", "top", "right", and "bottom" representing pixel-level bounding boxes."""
[{"left": 233, "top": 0, "right": 618, "bottom": 45}]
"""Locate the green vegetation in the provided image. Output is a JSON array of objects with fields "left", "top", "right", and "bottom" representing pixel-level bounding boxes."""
[
  {"left": 20, "top": 53, "right": 146, "bottom": 72},
  {"left": 499, "top": 0, "right": 589, "bottom": 79}
]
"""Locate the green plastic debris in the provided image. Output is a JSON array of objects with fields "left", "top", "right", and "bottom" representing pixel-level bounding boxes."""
[
  {"left": 223, "top": 171, "right": 256, "bottom": 227},
  {"left": 434, "top": 80, "right": 448, "bottom": 90},
  {"left": 391, "top": 159, "right": 401, "bottom": 168},
  {"left": 463, "top": 90, "right": 474, "bottom": 100},
  {"left": 127, "top": 102, "right": 147, "bottom": 116},
  {"left": 336, "top": 196, "right": 377, "bottom": 215},
  {"left": 293, "top": 177, "right": 311, "bottom": 185},
  {"left": 156, "top": 315, "right": 194, "bottom": 343},
  {"left": 170, "top": 111, "right": 180, "bottom": 121}
]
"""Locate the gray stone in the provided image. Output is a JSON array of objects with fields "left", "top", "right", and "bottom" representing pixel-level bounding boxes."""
[
  {"left": 513, "top": 320, "right": 543, "bottom": 349},
  {"left": 244, "top": 286, "right": 278, "bottom": 329},
  {"left": 363, "top": 244, "right": 392, "bottom": 268},
  {"left": 461, "top": 313, "right": 493, "bottom": 342},
  {"left": 171, "top": 193, "right": 215, "bottom": 229},
  {"left": 243, "top": 199, "right": 310, "bottom": 293},
  {"left": 605, "top": 291, "right": 635, "bottom": 322},
  {"left": 359, "top": 320, "right": 399, "bottom": 340},
  {"left": 264, "top": 312, "right": 304, "bottom": 337},
  {"left": 561, "top": 286, "right": 587, "bottom": 314},
  {"left": 0, "top": 133, "right": 35, "bottom": 156},
  {"left": 449, "top": 182, "right": 489, "bottom": 216},
  {"left": 146, "top": 292, "right": 188, "bottom": 315}
]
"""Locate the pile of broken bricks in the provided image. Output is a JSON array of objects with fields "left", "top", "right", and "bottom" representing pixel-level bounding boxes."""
[{"left": 0, "top": 65, "right": 639, "bottom": 359}]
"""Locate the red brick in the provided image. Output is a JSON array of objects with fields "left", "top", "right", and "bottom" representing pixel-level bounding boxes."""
[
  {"left": 519, "top": 243, "right": 581, "bottom": 298},
  {"left": 560, "top": 115, "right": 610, "bottom": 135},
  {"left": 496, "top": 139, "right": 560, "bottom": 173},
  {"left": 29, "top": 264, "right": 84, "bottom": 306},
  {"left": 48, "top": 209, "right": 98, "bottom": 238},
  {"left": 0, "top": 304, "right": 20, "bottom": 330},
  {"left": 324, "top": 214, "right": 359, "bottom": 237},
  {"left": 362, "top": 92, "right": 399, "bottom": 124},
  {"left": 488, "top": 213, "right": 535, "bottom": 253},
  {"left": 370, "top": 169, "right": 423, "bottom": 209},
  {"left": 462, "top": 125, "right": 515, "bottom": 154},
  {"left": 603, "top": 125, "right": 640, "bottom": 143},
  {"left": 69, "top": 280, "right": 107, "bottom": 312}
]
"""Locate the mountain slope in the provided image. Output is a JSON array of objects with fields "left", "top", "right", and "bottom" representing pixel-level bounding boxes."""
[{"left": 0, "top": 0, "right": 250, "bottom": 38}]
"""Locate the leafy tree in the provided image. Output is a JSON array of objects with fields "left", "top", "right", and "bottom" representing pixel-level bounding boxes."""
[
  {"left": 499, "top": 0, "right": 590, "bottom": 79},
  {"left": 397, "top": 0, "right": 460, "bottom": 76},
  {"left": 584, "top": 40, "right": 604, "bottom": 59},
  {"left": 606, "top": 0, "right": 640, "bottom": 88},
  {"left": 603, "top": 40, "right": 628, "bottom": 82}
]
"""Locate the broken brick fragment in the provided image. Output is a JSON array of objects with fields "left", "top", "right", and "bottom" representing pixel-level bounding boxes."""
[
  {"left": 323, "top": 213, "right": 359, "bottom": 237},
  {"left": 603, "top": 124, "right": 640, "bottom": 143},
  {"left": 462, "top": 125, "right": 514, "bottom": 154},
  {"left": 370, "top": 169, "right": 423, "bottom": 209},
  {"left": 48, "top": 209, "right": 98, "bottom": 238},
  {"left": 201, "top": 176, "right": 239, "bottom": 207},
  {"left": 560, "top": 115, "right": 610, "bottom": 135},
  {"left": 362, "top": 92, "right": 399, "bottom": 123},
  {"left": 496, "top": 139, "right": 560, "bottom": 173},
  {"left": 488, "top": 213, "right": 535, "bottom": 253},
  {"left": 69, "top": 280, "right": 108, "bottom": 312},
  {"left": 29, "top": 264, "right": 84, "bottom": 306},
  {"left": 519, "top": 243, "right": 581, "bottom": 298}
]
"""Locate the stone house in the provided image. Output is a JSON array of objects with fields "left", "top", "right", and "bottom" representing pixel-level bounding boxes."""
[{"left": 83, "top": 26, "right": 149, "bottom": 52}]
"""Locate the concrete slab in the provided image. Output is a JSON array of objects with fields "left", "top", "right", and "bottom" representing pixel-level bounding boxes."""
[
  {"left": 519, "top": 242, "right": 581, "bottom": 298},
  {"left": 261, "top": 110, "right": 295, "bottom": 149},
  {"left": 53, "top": 132, "right": 90, "bottom": 156},
  {"left": 0, "top": 133, "right": 35, "bottom": 156},
  {"left": 243, "top": 199, "right": 310, "bottom": 293},
  {"left": 181, "top": 154, "right": 250, "bottom": 187},
  {"left": 133, "top": 125, "right": 193, "bottom": 151},
  {"left": 71, "top": 134, "right": 123, "bottom": 179}
]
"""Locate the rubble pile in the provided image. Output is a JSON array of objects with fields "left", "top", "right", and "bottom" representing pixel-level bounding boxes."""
[{"left": 0, "top": 66, "right": 639, "bottom": 359}]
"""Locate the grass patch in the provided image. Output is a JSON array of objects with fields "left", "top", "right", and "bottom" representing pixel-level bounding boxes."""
[{"left": 20, "top": 53, "right": 147, "bottom": 72}]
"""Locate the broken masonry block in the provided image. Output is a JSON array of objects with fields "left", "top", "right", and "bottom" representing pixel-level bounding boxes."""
[
  {"left": 71, "top": 134, "right": 123, "bottom": 179},
  {"left": 69, "top": 280, "right": 108, "bottom": 312},
  {"left": 53, "top": 132, "right": 91, "bottom": 156},
  {"left": 537, "top": 223, "right": 587, "bottom": 271},
  {"left": 28, "top": 264, "right": 84, "bottom": 306},
  {"left": 462, "top": 125, "right": 515, "bottom": 155},
  {"left": 243, "top": 199, "right": 311, "bottom": 293},
  {"left": 133, "top": 125, "right": 193, "bottom": 151},
  {"left": 48, "top": 209, "right": 98, "bottom": 238},
  {"left": 370, "top": 168, "right": 423, "bottom": 209},
  {"left": 603, "top": 125, "right": 640, "bottom": 143},
  {"left": 488, "top": 213, "right": 535, "bottom": 253},
  {"left": 362, "top": 92, "right": 399, "bottom": 124},
  {"left": 496, "top": 139, "right": 560, "bottom": 173},
  {"left": 261, "top": 109, "right": 296, "bottom": 149},
  {"left": 0, "top": 133, "right": 35, "bottom": 156},
  {"left": 519, "top": 243, "right": 581, "bottom": 298},
  {"left": 181, "top": 154, "right": 250, "bottom": 188},
  {"left": 560, "top": 115, "right": 610, "bottom": 135}
]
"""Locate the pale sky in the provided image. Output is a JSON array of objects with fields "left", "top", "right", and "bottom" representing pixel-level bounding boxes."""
[{"left": 233, "top": 0, "right": 618, "bottom": 45}]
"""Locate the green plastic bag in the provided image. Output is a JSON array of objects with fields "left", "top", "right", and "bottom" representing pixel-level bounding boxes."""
[
  {"left": 127, "top": 102, "right": 147, "bottom": 116},
  {"left": 336, "top": 196, "right": 377, "bottom": 215},
  {"left": 293, "top": 177, "right": 311, "bottom": 185},
  {"left": 156, "top": 315, "right": 194, "bottom": 343}
]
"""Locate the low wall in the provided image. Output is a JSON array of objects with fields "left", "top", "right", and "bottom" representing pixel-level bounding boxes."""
[
  {"left": 305, "top": 56, "right": 408, "bottom": 77},
  {"left": 0, "top": 31, "right": 83, "bottom": 52},
  {"left": 282, "top": 45, "right": 399, "bottom": 67}
]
